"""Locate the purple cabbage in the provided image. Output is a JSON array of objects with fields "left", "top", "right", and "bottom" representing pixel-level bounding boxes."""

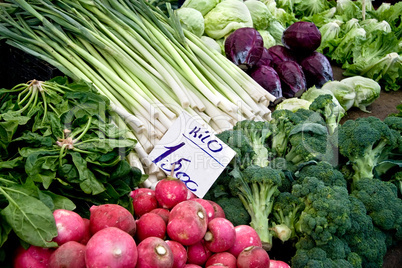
[
  {"left": 224, "top": 27, "right": 264, "bottom": 71},
  {"left": 275, "top": 61, "right": 307, "bottom": 98},
  {"left": 266, "top": 45, "right": 297, "bottom": 67},
  {"left": 249, "top": 65, "right": 284, "bottom": 105},
  {"left": 254, "top": 47, "right": 274, "bottom": 69},
  {"left": 282, "top": 21, "right": 321, "bottom": 54},
  {"left": 299, "top": 51, "right": 333, "bottom": 88}
]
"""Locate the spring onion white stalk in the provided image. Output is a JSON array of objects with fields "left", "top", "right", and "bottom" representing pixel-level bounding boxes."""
[{"left": 0, "top": 0, "right": 276, "bottom": 176}]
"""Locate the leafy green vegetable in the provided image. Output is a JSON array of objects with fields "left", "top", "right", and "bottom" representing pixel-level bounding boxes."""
[{"left": 0, "top": 77, "right": 145, "bottom": 252}]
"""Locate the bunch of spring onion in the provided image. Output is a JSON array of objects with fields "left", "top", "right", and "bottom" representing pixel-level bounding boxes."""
[{"left": 0, "top": 0, "right": 276, "bottom": 181}]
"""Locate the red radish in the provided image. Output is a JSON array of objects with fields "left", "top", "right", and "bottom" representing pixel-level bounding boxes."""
[
  {"left": 13, "top": 245, "right": 54, "bottom": 268},
  {"left": 130, "top": 188, "right": 158, "bottom": 218},
  {"left": 191, "top": 198, "right": 215, "bottom": 223},
  {"left": 150, "top": 207, "right": 170, "bottom": 224},
  {"left": 205, "top": 252, "right": 237, "bottom": 268},
  {"left": 136, "top": 237, "right": 174, "bottom": 268},
  {"left": 206, "top": 264, "right": 229, "bottom": 267},
  {"left": 52, "top": 209, "right": 86, "bottom": 245},
  {"left": 155, "top": 177, "right": 188, "bottom": 209},
  {"left": 187, "top": 189, "right": 197, "bottom": 199},
  {"left": 186, "top": 239, "right": 212, "bottom": 266},
  {"left": 207, "top": 200, "right": 225, "bottom": 218},
  {"left": 165, "top": 240, "right": 188, "bottom": 268},
  {"left": 79, "top": 218, "right": 91, "bottom": 245},
  {"left": 183, "top": 265, "right": 202, "bottom": 268},
  {"left": 228, "top": 225, "right": 262, "bottom": 257},
  {"left": 236, "top": 246, "right": 270, "bottom": 268},
  {"left": 204, "top": 218, "right": 236, "bottom": 252},
  {"left": 85, "top": 227, "right": 138, "bottom": 267},
  {"left": 135, "top": 212, "right": 166, "bottom": 242},
  {"left": 89, "top": 204, "right": 136, "bottom": 236},
  {"left": 269, "top": 259, "right": 291, "bottom": 268},
  {"left": 48, "top": 241, "right": 86, "bottom": 268},
  {"left": 167, "top": 200, "right": 208, "bottom": 246}
]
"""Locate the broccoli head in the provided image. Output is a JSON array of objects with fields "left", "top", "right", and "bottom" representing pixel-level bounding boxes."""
[
  {"left": 309, "top": 94, "right": 345, "bottom": 135},
  {"left": 216, "top": 129, "right": 255, "bottom": 169},
  {"left": 270, "top": 109, "right": 303, "bottom": 157},
  {"left": 233, "top": 120, "right": 273, "bottom": 167},
  {"left": 271, "top": 192, "right": 305, "bottom": 242},
  {"left": 291, "top": 247, "right": 358, "bottom": 268},
  {"left": 285, "top": 122, "right": 335, "bottom": 166},
  {"left": 336, "top": 116, "right": 398, "bottom": 182},
  {"left": 351, "top": 177, "right": 402, "bottom": 240},
  {"left": 341, "top": 196, "right": 388, "bottom": 268},
  {"left": 295, "top": 160, "right": 347, "bottom": 188},
  {"left": 229, "top": 165, "right": 284, "bottom": 249},
  {"left": 214, "top": 196, "right": 251, "bottom": 227},
  {"left": 292, "top": 235, "right": 362, "bottom": 268},
  {"left": 292, "top": 177, "right": 352, "bottom": 246}
]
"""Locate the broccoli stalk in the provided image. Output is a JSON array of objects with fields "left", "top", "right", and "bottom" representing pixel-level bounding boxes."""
[
  {"left": 271, "top": 192, "right": 305, "bottom": 243},
  {"left": 270, "top": 109, "right": 303, "bottom": 157},
  {"left": 308, "top": 94, "right": 345, "bottom": 135},
  {"left": 233, "top": 120, "right": 273, "bottom": 167},
  {"left": 229, "top": 165, "right": 283, "bottom": 250},
  {"left": 336, "top": 116, "right": 398, "bottom": 182}
]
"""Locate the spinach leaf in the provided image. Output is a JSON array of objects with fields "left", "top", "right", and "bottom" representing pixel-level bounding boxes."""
[{"left": 0, "top": 189, "right": 58, "bottom": 248}]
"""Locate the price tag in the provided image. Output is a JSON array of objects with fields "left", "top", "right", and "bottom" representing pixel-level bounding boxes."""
[{"left": 148, "top": 111, "right": 236, "bottom": 198}]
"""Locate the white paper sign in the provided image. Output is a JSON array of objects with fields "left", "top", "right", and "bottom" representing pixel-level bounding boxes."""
[{"left": 148, "top": 111, "right": 236, "bottom": 198}]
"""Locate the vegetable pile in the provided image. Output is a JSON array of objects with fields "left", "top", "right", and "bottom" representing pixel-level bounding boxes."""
[
  {"left": 205, "top": 103, "right": 402, "bottom": 267},
  {"left": 0, "top": 0, "right": 401, "bottom": 267},
  {"left": 4, "top": 174, "right": 292, "bottom": 267},
  {"left": 177, "top": 0, "right": 401, "bottom": 92},
  {"left": 0, "top": 77, "right": 146, "bottom": 255},
  {"left": 0, "top": 0, "right": 276, "bottom": 182}
]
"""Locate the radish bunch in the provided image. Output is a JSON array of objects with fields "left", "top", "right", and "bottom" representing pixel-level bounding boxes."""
[{"left": 12, "top": 177, "right": 290, "bottom": 267}]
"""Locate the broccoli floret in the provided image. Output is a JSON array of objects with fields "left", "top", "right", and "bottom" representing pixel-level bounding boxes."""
[
  {"left": 293, "top": 108, "right": 327, "bottom": 126},
  {"left": 295, "top": 160, "right": 347, "bottom": 188},
  {"left": 270, "top": 109, "right": 303, "bottom": 157},
  {"left": 271, "top": 192, "right": 305, "bottom": 242},
  {"left": 336, "top": 116, "right": 398, "bottom": 182},
  {"left": 285, "top": 122, "right": 334, "bottom": 166},
  {"left": 384, "top": 115, "right": 402, "bottom": 134},
  {"left": 292, "top": 177, "right": 352, "bottom": 246},
  {"left": 232, "top": 120, "right": 273, "bottom": 167},
  {"left": 292, "top": 235, "right": 362, "bottom": 268},
  {"left": 346, "top": 252, "right": 363, "bottom": 268},
  {"left": 214, "top": 196, "right": 251, "bottom": 227},
  {"left": 291, "top": 247, "right": 343, "bottom": 268},
  {"left": 384, "top": 115, "right": 402, "bottom": 156},
  {"left": 216, "top": 129, "right": 255, "bottom": 169},
  {"left": 351, "top": 178, "right": 402, "bottom": 240},
  {"left": 341, "top": 195, "right": 388, "bottom": 268},
  {"left": 229, "top": 165, "right": 284, "bottom": 249},
  {"left": 309, "top": 94, "right": 345, "bottom": 135},
  {"left": 203, "top": 168, "right": 232, "bottom": 201}
]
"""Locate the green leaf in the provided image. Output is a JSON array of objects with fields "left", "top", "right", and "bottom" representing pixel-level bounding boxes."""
[
  {"left": 12, "top": 132, "right": 53, "bottom": 147},
  {"left": 24, "top": 152, "right": 59, "bottom": 189},
  {"left": 70, "top": 152, "right": 105, "bottom": 195},
  {"left": 40, "top": 191, "right": 76, "bottom": 211},
  {"left": 0, "top": 215, "right": 12, "bottom": 248},
  {"left": 0, "top": 192, "right": 58, "bottom": 248},
  {"left": 0, "top": 157, "right": 24, "bottom": 169}
]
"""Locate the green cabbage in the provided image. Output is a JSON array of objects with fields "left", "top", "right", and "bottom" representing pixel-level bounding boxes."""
[
  {"left": 181, "top": 0, "right": 220, "bottom": 16},
  {"left": 245, "top": 0, "right": 271, "bottom": 30},
  {"left": 204, "top": 0, "right": 253, "bottom": 39},
  {"left": 340, "top": 76, "right": 381, "bottom": 112},
  {"left": 176, "top": 7, "right": 205, "bottom": 37}
]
